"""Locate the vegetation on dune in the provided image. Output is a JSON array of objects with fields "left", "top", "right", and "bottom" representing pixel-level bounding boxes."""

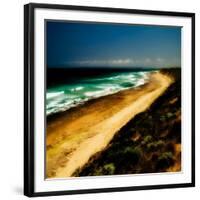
[{"left": 73, "top": 68, "right": 181, "bottom": 176}]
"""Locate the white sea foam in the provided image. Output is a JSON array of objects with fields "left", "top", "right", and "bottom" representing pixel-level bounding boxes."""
[
  {"left": 46, "top": 91, "right": 64, "bottom": 99},
  {"left": 70, "top": 86, "right": 84, "bottom": 92},
  {"left": 46, "top": 71, "right": 156, "bottom": 116}
]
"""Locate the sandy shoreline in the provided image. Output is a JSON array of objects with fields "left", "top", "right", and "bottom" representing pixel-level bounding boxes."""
[{"left": 46, "top": 72, "right": 173, "bottom": 178}]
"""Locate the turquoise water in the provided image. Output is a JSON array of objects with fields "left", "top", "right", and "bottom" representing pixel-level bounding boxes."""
[{"left": 46, "top": 70, "right": 156, "bottom": 116}]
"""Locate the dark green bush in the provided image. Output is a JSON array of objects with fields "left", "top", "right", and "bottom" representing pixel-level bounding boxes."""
[
  {"left": 93, "top": 168, "right": 103, "bottom": 176},
  {"left": 166, "top": 112, "right": 173, "bottom": 118},
  {"left": 143, "top": 135, "right": 153, "bottom": 144},
  {"left": 146, "top": 140, "right": 164, "bottom": 152},
  {"left": 156, "top": 152, "right": 174, "bottom": 170},
  {"left": 102, "top": 163, "right": 115, "bottom": 175},
  {"left": 122, "top": 146, "right": 142, "bottom": 165}
]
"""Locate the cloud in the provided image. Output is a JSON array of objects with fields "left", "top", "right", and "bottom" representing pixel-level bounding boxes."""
[
  {"left": 66, "top": 57, "right": 168, "bottom": 67},
  {"left": 69, "top": 58, "right": 133, "bottom": 66},
  {"left": 156, "top": 57, "right": 164, "bottom": 63}
]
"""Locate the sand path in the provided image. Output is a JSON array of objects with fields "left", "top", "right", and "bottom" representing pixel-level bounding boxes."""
[{"left": 46, "top": 72, "right": 173, "bottom": 178}]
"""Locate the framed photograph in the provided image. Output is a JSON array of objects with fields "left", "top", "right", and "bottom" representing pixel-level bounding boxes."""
[{"left": 24, "top": 3, "right": 195, "bottom": 197}]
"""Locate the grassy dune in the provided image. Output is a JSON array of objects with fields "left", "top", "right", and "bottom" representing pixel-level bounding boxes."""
[{"left": 74, "top": 68, "right": 181, "bottom": 176}]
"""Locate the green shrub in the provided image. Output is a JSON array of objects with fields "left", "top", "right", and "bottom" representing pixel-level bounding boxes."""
[
  {"left": 158, "top": 152, "right": 173, "bottom": 160},
  {"left": 146, "top": 140, "right": 164, "bottom": 152},
  {"left": 156, "top": 140, "right": 165, "bottom": 147},
  {"left": 123, "top": 146, "right": 142, "bottom": 165},
  {"left": 93, "top": 168, "right": 103, "bottom": 176},
  {"left": 160, "top": 115, "right": 166, "bottom": 121},
  {"left": 143, "top": 135, "right": 153, "bottom": 144},
  {"left": 166, "top": 112, "right": 173, "bottom": 118},
  {"left": 156, "top": 152, "right": 174, "bottom": 170},
  {"left": 102, "top": 163, "right": 115, "bottom": 175},
  {"left": 147, "top": 143, "right": 156, "bottom": 151}
]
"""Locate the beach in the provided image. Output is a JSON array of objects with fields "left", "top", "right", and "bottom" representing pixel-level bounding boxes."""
[
  {"left": 77, "top": 68, "right": 181, "bottom": 176},
  {"left": 46, "top": 71, "right": 173, "bottom": 178}
]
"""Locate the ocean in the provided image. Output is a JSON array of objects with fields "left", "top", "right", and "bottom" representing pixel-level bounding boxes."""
[{"left": 46, "top": 70, "right": 157, "bottom": 116}]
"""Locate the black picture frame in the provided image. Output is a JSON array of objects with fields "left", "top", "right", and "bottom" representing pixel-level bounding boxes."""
[{"left": 24, "top": 3, "right": 195, "bottom": 197}]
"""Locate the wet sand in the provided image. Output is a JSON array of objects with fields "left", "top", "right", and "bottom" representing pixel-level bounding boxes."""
[{"left": 46, "top": 72, "right": 173, "bottom": 178}]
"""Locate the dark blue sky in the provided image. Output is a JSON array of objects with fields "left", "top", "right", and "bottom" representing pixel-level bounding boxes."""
[{"left": 47, "top": 21, "right": 181, "bottom": 68}]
